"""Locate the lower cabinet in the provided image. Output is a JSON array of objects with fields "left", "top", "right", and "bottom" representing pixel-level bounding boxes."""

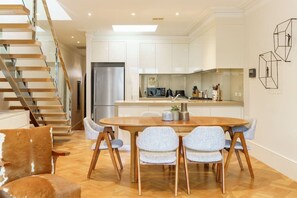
[{"left": 116, "top": 104, "right": 243, "bottom": 145}]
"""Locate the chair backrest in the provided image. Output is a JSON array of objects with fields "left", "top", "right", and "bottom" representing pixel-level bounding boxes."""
[
  {"left": 0, "top": 126, "right": 53, "bottom": 186},
  {"left": 83, "top": 117, "right": 103, "bottom": 140},
  {"left": 137, "top": 127, "right": 178, "bottom": 152},
  {"left": 141, "top": 111, "right": 161, "bottom": 117},
  {"left": 244, "top": 119, "right": 257, "bottom": 140},
  {"left": 183, "top": 126, "right": 225, "bottom": 151}
]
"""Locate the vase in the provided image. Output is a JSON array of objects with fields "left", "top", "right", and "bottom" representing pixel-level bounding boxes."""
[{"left": 172, "top": 111, "right": 179, "bottom": 121}]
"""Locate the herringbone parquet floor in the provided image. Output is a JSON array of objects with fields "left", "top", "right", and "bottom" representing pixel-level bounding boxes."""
[{"left": 53, "top": 131, "right": 297, "bottom": 198}]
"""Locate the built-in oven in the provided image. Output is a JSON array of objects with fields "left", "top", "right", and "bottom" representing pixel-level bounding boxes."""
[{"left": 147, "top": 88, "right": 166, "bottom": 97}]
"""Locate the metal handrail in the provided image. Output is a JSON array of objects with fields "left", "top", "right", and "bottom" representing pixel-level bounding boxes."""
[{"left": 41, "top": 0, "right": 72, "bottom": 91}]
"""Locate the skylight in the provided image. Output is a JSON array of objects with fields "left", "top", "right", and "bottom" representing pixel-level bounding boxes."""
[{"left": 112, "top": 25, "right": 158, "bottom": 32}]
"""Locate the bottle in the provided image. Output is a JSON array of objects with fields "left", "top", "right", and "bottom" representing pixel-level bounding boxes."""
[{"left": 179, "top": 103, "right": 189, "bottom": 121}]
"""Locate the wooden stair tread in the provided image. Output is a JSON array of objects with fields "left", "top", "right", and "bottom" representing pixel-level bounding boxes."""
[
  {"left": 38, "top": 120, "right": 69, "bottom": 124},
  {"left": 0, "top": 88, "right": 56, "bottom": 92},
  {"left": 34, "top": 113, "right": 66, "bottom": 117},
  {"left": 52, "top": 130, "right": 73, "bottom": 136},
  {"left": 0, "top": 5, "right": 30, "bottom": 15},
  {"left": 10, "top": 105, "right": 63, "bottom": 110},
  {"left": 0, "top": 78, "right": 53, "bottom": 82},
  {"left": 0, "top": 54, "right": 45, "bottom": 59},
  {"left": 0, "top": 39, "right": 41, "bottom": 46},
  {"left": 1, "top": 66, "right": 50, "bottom": 71},
  {"left": 4, "top": 97, "right": 61, "bottom": 101},
  {"left": 0, "top": 23, "right": 35, "bottom": 32}
]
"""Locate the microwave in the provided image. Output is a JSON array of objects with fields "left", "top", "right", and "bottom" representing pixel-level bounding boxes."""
[{"left": 147, "top": 88, "right": 166, "bottom": 97}]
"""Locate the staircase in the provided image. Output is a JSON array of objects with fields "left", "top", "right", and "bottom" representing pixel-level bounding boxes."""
[{"left": 0, "top": 4, "right": 72, "bottom": 135}]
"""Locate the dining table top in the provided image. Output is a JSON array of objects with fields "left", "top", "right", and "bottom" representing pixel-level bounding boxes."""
[{"left": 99, "top": 116, "right": 248, "bottom": 128}]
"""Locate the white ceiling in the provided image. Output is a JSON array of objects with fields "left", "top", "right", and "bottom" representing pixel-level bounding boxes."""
[{"left": 54, "top": 0, "right": 254, "bottom": 50}]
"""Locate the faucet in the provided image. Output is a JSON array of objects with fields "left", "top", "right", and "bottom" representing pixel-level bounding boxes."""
[{"left": 171, "top": 94, "right": 181, "bottom": 102}]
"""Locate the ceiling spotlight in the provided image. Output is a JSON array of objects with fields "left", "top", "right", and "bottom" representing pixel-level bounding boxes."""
[
  {"left": 88, "top": 13, "right": 92, "bottom": 16},
  {"left": 131, "top": 12, "right": 136, "bottom": 16},
  {"left": 71, "top": 36, "right": 74, "bottom": 39},
  {"left": 175, "top": 12, "right": 180, "bottom": 16},
  {"left": 77, "top": 41, "right": 80, "bottom": 44}
]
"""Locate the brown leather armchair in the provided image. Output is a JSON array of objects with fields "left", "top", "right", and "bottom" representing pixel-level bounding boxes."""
[{"left": 0, "top": 126, "right": 81, "bottom": 198}]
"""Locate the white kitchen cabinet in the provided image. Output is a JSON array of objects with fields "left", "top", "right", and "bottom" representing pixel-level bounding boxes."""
[
  {"left": 139, "top": 43, "right": 156, "bottom": 73},
  {"left": 210, "top": 106, "right": 243, "bottom": 118},
  {"left": 92, "top": 41, "right": 126, "bottom": 62},
  {"left": 92, "top": 41, "right": 109, "bottom": 62},
  {"left": 109, "top": 41, "right": 126, "bottom": 62},
  {"left": 172, "top": 44, "right": 189, "bottom": 73},
  {"left": 156, "top": 43, "right": 172, "bottom": 73}
]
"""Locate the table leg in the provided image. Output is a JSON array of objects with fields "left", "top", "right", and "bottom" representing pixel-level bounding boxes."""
[
  {"left": 130, "top": 131, "right": 137, "bottom": 182},
  {"left": 224, "top": 132, "right": 240, "bottom": 174},
  {"left": 238, "top": 133, "right": 254, "bottom": 178}
]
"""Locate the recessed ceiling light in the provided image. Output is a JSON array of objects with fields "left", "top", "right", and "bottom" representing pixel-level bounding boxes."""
[
  {"left": 71, "top": 36, "right": 74, "bottom": 39},
  {"left": 175, "top": 12, "right": 180, "bottom": 16},
  {"left": 131, "top": 12, "right": 136, "bottom": 16},
  {"left": 112, "top": 25, "right": 158, "bottom": 32},
  {"left": 88, "top": 13, "right": 92, "bottom": 16},
  {"left": 77, "top": 41, "right": 80, "bottom": 44}
]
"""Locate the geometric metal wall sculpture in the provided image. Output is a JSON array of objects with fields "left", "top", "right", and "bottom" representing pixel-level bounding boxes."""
[
  {"left": 273, "top": 18, "right": 297, "bottom": 62},
  {"left": 258, "top": 51, "right": 280, "bottom": 89}
]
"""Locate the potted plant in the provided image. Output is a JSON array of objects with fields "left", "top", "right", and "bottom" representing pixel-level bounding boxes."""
[{"left": 171, "top": 105, "right": 180, "bottom": 121}]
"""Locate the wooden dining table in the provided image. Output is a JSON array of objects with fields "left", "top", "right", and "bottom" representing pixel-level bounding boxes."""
[{"left": 96, "top": 116, "right": 251, "bottom": 182}]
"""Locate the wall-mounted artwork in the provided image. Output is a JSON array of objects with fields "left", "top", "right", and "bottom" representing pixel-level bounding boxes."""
[
  {"left": 258, "top": 51, "right": 280, "bottom": 89},
  {"left": 147, "top": 76, "right": 157, "bottom": 88},
  {"left": 273, "top": 18, "right": 297, "bottom": 62}
]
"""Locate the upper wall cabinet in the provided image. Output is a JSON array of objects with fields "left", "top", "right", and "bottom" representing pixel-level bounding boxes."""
[
  {"left": 172, "top": 44, "right": 189, "bottom": 73},
  {"left": 139, "top": 43, "right": 189, "bottom": 74},
  {"left": 156, "top": 44, "right": 172, "bottom": 73},
  {"left": 92, "top": 41, "right": 126, "bottom": 62},
  {"left": 189, "top": 17, "right": 245, "bottom": 71},
  {"left": 139, "top": 43, "right": 156, "bottom": 73}
]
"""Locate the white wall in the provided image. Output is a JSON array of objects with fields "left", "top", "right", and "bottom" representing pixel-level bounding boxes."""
[
  {"left": 244, "top": 0, "right": 297, "bottom": 181},
  {"left": 60, "top": 45, "right": 86, "bottom": 129}
]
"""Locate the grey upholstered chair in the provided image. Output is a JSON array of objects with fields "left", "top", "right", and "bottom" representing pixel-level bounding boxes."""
[
  {"left": 83, "top": 117, "right": 123, "bottom": 179},
  {"left": 225, "top": 119, "right": 257, "bottom": 171},
  {"left": 136, "top": 126, "right": 179, "bottom": 196},
  {"left": 183, "top": 126, "right": 225, "bottom": 194}
]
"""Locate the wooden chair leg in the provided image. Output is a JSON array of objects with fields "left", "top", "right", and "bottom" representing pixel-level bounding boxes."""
[
  {"left": 235, "top": 150, "right": 244, "bottom": 170},
  {"left": 238, "top": 133, "right": 254, "bottom": 178},
  {"left": 183, "top": 146, "right": 190, "bottom": 195},
  {"left": 221, "top": 161, "right": 225, "bottom": 193},
  {"left": 216, "top": 163, "right": 220, "bottom": 182},
  {"left": 107, "top": 129, "right": 123, "bottom": 170},
  {"left": 175, "top": 149, "right": 179, "bottom": 196},
  {"left": 93, "top": 150, "right": 101, "bottom": 170},
  {"left": 114, "top": 148, "right": 123, "bottom": 170},
  {"left": 137, "top": 148, "right": 142, "bottom": 196},
  {"left": 88, "top": 132, "right": 104, "bottom": 178},
  {"left": 104, "top": 132, "right": 121, "bottom": 180}
]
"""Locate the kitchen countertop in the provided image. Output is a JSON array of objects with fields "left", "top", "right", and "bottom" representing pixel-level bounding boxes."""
[{"left": 115, "top": 99, "right": 243, "bottom": 106}]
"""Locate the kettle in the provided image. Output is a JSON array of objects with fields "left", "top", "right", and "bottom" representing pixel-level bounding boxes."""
[{"left": 166, "top": 88, "right": 173, "bottom": 97}]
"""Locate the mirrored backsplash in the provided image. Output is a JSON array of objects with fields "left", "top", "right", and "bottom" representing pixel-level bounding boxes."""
[{"left": 139, "top": 69, "right": 243, "bottom": 101}]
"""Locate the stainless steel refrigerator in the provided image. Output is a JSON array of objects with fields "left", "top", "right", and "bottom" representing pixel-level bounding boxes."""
[{"left": 91, "top": 63, "right": 125, "bottom": 122}]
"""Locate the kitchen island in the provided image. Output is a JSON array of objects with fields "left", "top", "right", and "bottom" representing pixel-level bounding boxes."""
[{"left": 114, "top": 99, "right": 244, "bottom": 145}]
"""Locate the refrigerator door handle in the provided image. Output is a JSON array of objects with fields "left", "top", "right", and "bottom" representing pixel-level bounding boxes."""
[{"left": 94, "top": 69, "right": 97, "bottom": 105}]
